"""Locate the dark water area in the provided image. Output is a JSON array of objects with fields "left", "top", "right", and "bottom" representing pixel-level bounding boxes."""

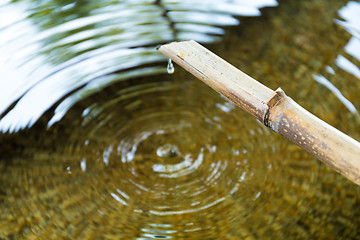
[{"left": 1, "top": 0, "right": 360, "bottom": 239}]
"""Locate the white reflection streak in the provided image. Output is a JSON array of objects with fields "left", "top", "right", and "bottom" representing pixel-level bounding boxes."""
[
  {"left": 345, "top": 37, "right": 360, "bottom": 62},
  {"left": 129, "top": 178, "right": 151, "bottom": 192},
  {"left": 335, "top": 2, "right": 360, "bottom": 79},
  {"left": 230, "top": 183, "right": 239, "bottom": 195},
  {"left": 326, "top": 66, "right": 335, "bottom": 75},
  {"left": 0, "top": 5, "right": 48, "bottom": 126},
  {"left": 116, "top": 188, "right": 130, "bottom": 199},
  {"left": 254, "top": 191, "right": 261, "bottom": 200},
  {"left": 239, "top": 171, "right": 246, "bottom": 182},
  {"left": 141, "top": 228, "right": 177, "bottom": 234},
  {"left": 336, "top": 1, "right": 360, "bottom": 38},
  {"left": 216, "top": 102, "right": 234, "bottom": 113},
  {"left": 313, "top": 74, "right": 357, "bottom": 113},
  {"left": 121, "top": 132, "right": 152, "bottom": 163},
  {"left": 110, "top": 192, "right": 128, "bottom": 206},
  {"left": 148, "top": 223, "right": 173, "bottom": 227},
  {"left": 103, "top": 145, "right": 113, "bottom": 166},
  {"left": 336, "top": 55, "right": 360, "bottom": 80},
  {"left": 149, "top": 197, "right": 226, "bottom": 216},
  {"left": 184, "top": 227, "right": 202, "bottom": 233},
  {"left": 80, "top": 158, "right": 86, "bottom": 172}
]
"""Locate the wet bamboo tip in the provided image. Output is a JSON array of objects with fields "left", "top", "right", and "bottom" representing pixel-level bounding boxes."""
[{"left": 158, "top": 40, "right": 360, "bottom": 186}]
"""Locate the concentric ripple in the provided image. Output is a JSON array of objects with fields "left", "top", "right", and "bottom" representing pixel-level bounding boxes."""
[
  {"left": 1, "top": 75, "right": 360, "bottom": 239},
  {"left": 0, "top": 77, "right": 289, "bottom": 238},
  {"left": 71, "top": 78, "right": 281, "bottom": 223}
]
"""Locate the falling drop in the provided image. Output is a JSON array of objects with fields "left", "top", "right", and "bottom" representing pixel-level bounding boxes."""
[{"left": 167, "top": 58, "right": 175, "bottom": 74}]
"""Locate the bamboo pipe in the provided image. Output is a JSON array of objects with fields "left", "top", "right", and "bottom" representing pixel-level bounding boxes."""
[{"left": 158, "top": 40, "right": 360, "bottom": 186}]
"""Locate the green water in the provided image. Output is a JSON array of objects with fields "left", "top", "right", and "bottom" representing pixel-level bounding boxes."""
[{"left": 1, "top": 0, "right": 360, "bottom": 239}]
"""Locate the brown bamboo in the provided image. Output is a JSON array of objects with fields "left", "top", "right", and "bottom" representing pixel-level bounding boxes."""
[{"left": 158, "top": 40, "right": 360, "bottom": 186}]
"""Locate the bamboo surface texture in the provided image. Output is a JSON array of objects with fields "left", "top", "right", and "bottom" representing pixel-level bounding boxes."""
[{"left": 158, "top": 40, "right": 360, "bottom": 186}]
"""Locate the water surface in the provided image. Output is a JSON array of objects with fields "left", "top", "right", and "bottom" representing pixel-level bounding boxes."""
[{"left": 1, "top": 0, "right": 360, "bottom": 239}]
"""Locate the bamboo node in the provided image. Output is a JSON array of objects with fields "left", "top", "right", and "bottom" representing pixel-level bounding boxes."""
[{"left": 263, "top": 88, "right": 286, "bottom": 127}]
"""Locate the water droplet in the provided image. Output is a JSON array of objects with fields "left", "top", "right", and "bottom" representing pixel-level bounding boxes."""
[
  {"left": 167, "top": 59, "right": 174, "bottom": 74},
  {"left": 80, "top": 158, "right": 86, "bottom": 172}
]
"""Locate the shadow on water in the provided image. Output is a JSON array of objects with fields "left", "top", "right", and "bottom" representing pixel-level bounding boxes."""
[{"left": 1, "top": 0, "right": 360, "bottom": 239}]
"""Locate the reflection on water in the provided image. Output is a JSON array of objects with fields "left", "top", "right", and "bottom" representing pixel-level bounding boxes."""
[
  {"left": 0, "top": 0, "right": 277, "bottom": 133},
  {"left": 336, "top": 1, "right": 360, "bottom": 80},
  {"left": 313, "top": 1, "right": 360, "bottom": 114},
  {"left": 1, "top": 0, "right": 360, "bottom": 239}
]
